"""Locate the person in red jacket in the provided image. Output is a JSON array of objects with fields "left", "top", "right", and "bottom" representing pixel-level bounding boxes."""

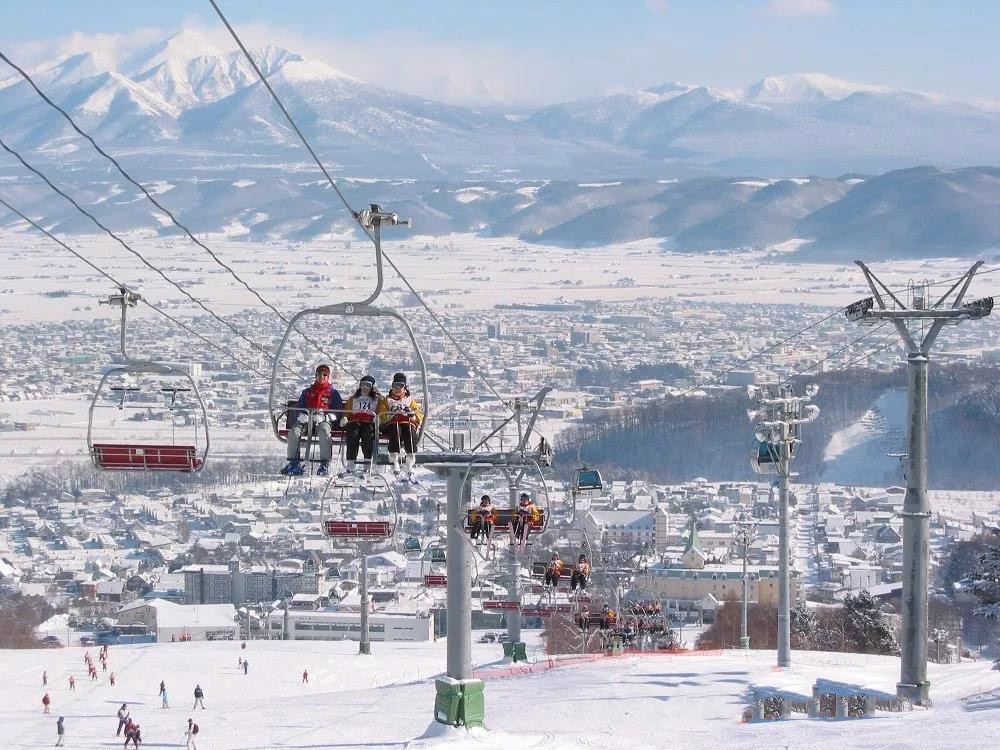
[
  {"left": 42, "top": 692, "right": 51, "bottom": 713},
  {"left": 281, "top": 364, "right": 344, "bottom": 477}
]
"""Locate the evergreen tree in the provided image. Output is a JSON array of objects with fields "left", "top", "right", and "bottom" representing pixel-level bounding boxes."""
[
  {"left": 790, "top": 598, "right": 816, "bottom": 648},
  {"left": 969, "top": 531, "right": 1000, "bottom": 620},
  {"left": 841, "top": 590, "right": 899, "bottom": 655}
]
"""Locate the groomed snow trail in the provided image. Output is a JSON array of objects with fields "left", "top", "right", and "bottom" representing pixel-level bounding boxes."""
[{"left": 3, "top": 640, "right": 998, "bottom": 749}]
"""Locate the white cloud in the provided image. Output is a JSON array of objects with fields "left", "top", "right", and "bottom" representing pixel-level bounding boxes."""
[
  {"left": 764, "top": 0, "right": 835, "bottom": 17},
  {"left": 6, "top": 28, "right": 166, "bottom": 68}
]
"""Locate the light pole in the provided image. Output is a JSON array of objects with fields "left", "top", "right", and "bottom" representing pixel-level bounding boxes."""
[
  {"left": 749, "top": 382, "right": 819, "bottom": 667},
  {"left": 733, "top": 516, "right": 756, "bottom": 649},
  {"left": 359, "top": 544, "right": 371, "bottom": 655},
  {"left": 847, "top": 261, "right": 992, "bottom": 705}
]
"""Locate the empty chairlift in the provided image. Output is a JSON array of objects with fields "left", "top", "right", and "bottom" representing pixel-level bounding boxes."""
[{"left": 87, "top": 288, "right": 208, "bottom": 473}]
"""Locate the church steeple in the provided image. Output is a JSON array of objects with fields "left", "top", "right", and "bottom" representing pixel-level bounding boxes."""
[{"left": 681, "top": 514, "right": 706, "bottom": 570}]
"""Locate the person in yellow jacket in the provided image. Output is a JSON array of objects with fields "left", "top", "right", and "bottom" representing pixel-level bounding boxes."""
[
  {"left": 377, "top": 372, "right": 422, "bottom": 481},
  {"left": 511, "top": 492, "right": 540, "bottom": 551}
]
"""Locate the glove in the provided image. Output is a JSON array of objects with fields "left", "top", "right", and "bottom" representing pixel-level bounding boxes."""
[
  {"left": 339, "top": 416, "right": 348, "bottom": 427},
  {"left": 296, "top": 413, "right": 309, "bottom": 425}
]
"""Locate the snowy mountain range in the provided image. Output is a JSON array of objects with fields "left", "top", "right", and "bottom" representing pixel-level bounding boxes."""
[
  {"left": 1, "top": 31, "right": 999, "bottom": 256},
  {"left": 2, "top": 30, "right": 1000, "bottom": 179}
]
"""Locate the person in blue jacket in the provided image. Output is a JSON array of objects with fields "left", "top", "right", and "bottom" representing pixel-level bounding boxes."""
[{"left": 281, "top": 364, "right": 344, "bottom": 477}]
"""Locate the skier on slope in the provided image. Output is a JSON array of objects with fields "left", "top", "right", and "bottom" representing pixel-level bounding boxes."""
[{"left": 116, "top": 704, "right": 129, "bottom": 736}]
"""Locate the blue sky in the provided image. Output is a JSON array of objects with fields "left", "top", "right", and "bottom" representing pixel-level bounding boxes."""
[{"left": 1, "top": 0, "right": 997, "bottom": 105}]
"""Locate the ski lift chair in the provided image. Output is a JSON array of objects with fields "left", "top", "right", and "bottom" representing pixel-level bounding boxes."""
[
  {"left": 88, "top": 289, "right": 209, "bottom": 473},
  {"left": 319, "top": 474, "right": 399, "bottom": 541}
]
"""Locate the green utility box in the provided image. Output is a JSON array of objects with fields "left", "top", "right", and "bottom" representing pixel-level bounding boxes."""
[
  {"left": 434, "top": 677, "right": 463, "bottom": 726},
  {"left": 460, "top": 679, "right": 485, "bottom": 729},
  {"left": 434, "top": 677, "right": 486, "bottom": 728},
  {"left": 511, "top": 641, "right": 528, "bottom": 662},
  {"left": 502, "top": 641, "right": 528, "bottom": 662}
]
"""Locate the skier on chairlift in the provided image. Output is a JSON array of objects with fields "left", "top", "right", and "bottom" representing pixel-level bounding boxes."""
[
  {"left": 544, "top": 553, "right": 564, "bottom": 588},
  {"left": 378, "top": 373, "right": 422, "bottom": 482},
  {"left": 469, "top": 495, "right": 496, "bottom": 544},
  {"left": 511, "top": 493, "right": 540, "bottom": 552},
  {"left": 571, "top": 553, "right": 591, "bottom": 591},
  {"left": 281, "top": 364, "right": 343, "bottom": 477},
  {"left": 339, "top": 375, "right": 382, "bottom": 478}
]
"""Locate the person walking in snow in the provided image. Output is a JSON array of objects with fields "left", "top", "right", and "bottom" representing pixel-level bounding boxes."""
[
  {"left": 42, "top": 692, "right": 52, "bottom": 713},
  {"left": 185, "top": 718, "right": 199, "bottom": 749},
  {"left": 55, "top": 716, "right": 65, "bottom": 747},
  {"left": 68, "top": 676, "right": 75, "bottom": 691},
  {"left": 378, "top": 373, "right": 422, "bottom": 481},
  {"left": 123, "top": 720, "right": 141, "bottom": 749},
  {"left": 42, "top": 669, "right": 48, "bottom": 686},
  {"left": 116, "top": 704, "right": 129, "bottom": 736},
  {"left": 158, "top": 680, "right": 165, "bottom": 698},
  {"left": 243, "top": 659, "right": 249, "bottom": 675},
  {"left": 302, "top": 669, "right": 309, "bottom": 684},
  {"left": 281, "top": 363, "right": 343, "bottom": 477},
  {"left": 110, "top": 672, "right": 116, "bottom": 687},
  {"left": 161, "top": 687, "right": 170, "bottom": 708},
  {"left": 192, "top": 684, "right": 205, "bottom": 710}
]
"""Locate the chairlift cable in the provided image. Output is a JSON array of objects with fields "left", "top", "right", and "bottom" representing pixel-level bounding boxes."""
[
  {"left": 0, "top": 49, "right": 353, "bottom": 380},
  {"left": 0, "top": 136, "right": 293, "bottom": 375},
  {"left": 0, "top": 196, "right": 269, "bottom": 378},
  {"left": 209, "top": 0, "right": 523, "bottom": 421}
]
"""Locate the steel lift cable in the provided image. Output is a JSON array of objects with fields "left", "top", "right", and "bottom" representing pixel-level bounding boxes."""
[
  {"left": 0, "top": 136, "right": 298, "bottom": 376},
  {"left": 208, "top": 0, "right": 524, "bottom": 423},
  {"left": 0, "top": 196, "right": 269, "bottom": 378},
  {"left": 0, "top": 49, "right": 353, "bottom": 379}
]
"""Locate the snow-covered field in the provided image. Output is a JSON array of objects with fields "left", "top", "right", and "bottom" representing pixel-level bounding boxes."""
[
  {"left": 0, "top": 231, "right": 991, "bottom": 324},
  {"left": 4, "top": 638, "right": 999, "bottom": 749}
]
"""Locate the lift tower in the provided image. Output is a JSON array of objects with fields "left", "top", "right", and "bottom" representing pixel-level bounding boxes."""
[{"left": 847, "top": 261, "right": 993, "bottom": 705}]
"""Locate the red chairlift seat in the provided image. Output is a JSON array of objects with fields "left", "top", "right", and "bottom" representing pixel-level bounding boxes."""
[
  {"left": 482, "top": 600, "right": 520, "bottom": 611},
  {"left": 465, "top": 508, "right": 545, "bottom": 534},
  {"left": 278, "top": 402, "right": 390, "bottom": 448},
  {"left": 322, "top": 520, "right": 392, "bottom": 539},
  {"left": 91, "top": 443, "right": 203, "bottom": 472},
  {"left": 530, "top": 561, "right": 576, "bottom": 579},
  {"left": 423, "top": 574, "right": 447, "bottom": 587}
]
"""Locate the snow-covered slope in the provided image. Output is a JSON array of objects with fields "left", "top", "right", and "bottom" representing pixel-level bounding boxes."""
[{"left": 4, "top": 639, "right": 997, "bottom": 748}]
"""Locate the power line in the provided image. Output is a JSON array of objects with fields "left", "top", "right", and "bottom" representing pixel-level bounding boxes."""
[
  {"left": 208, "top": 0, "right": 520, "bottom": 416},
  {"left": 0, "top": 195, "right": 269, "bottom": 378},
  {"left": 0, "top": 135, "right": 280, "bottom": 370},
  {"left": 0, "top": 48, "right": 353, "bottom": 380}
]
